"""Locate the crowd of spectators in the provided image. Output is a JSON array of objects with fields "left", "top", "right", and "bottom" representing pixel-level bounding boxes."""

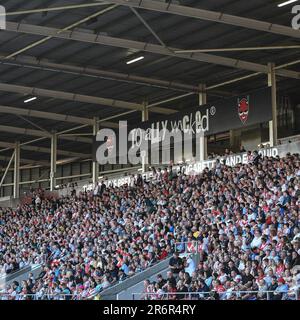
[
  {"left": 141, "top": 152, "right": 300, "bottom": 300},
  {"left": 0, "top": 151, "right": 299, "bottom": 300}
]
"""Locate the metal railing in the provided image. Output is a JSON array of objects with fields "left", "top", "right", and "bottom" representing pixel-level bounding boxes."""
[
  {"left": 97, "top": 257, "right": 172, "bottom": 300},
  {"left": 132, "top": 289, "right": 300, "bottom": 300},
  {"left": 0, "top": 292, "right": 100, "bottom": 300},
  {"left": 0, "top": 288, "right": 298, "bottom": 300}
]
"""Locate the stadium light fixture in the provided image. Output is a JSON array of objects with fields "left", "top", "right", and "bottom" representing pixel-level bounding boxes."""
[
  {"left": 278, "top": 0, "right": 298, "bottom": 7},
  {"left": 126, "top": 56, "right": 144, "bottom": 65},
  {"left": 24, "top": 96, "right": 37, "bottom": 103}
]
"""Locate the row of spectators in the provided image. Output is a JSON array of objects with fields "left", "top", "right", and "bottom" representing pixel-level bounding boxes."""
[
  {"left": 0, "top": 151, "right": 299, "bottom": 300},
  {"left": 207, "top": 146, "right": 246, "bottom": 160}
]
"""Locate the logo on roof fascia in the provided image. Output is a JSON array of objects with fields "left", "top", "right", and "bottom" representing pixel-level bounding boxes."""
[{"left": 237, "top": 96, "right": 250, "bottom": 125}]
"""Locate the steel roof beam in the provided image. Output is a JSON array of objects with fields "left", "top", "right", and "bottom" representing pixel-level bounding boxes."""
[
  {"left": 4, "top": 2, "right": 113, "bottom": 17},
  {"left": 0, "top": 141, "right": 90, "bottom": 158},
  {"left": 0, "top": 54, "right": 197, "bottom": 91},
  {"left": 0, "top": 81, "right": 144, "bottom": 112},
  {"left": 0, "top": 55, "right": 232, "bottom": 96},
  {"left": 0, "top": 154, "right": 49, "bottom": 166},
  {"left": 0, "top": 81, "right": 177, "bottom": 114},
  {"left": 101, "top": 121, "right": 120, "bottom": 128},
  {"left": 4, "top": 21, "right": 299, "bottom": 79},
  {"left": 101, "top": 0, "right": 300, "bottom": 39},
  {"left": 0, "top": 125, "right": 92, "bottom": 144},
  {"left": 130, "top": 6, "right": 167, "bottom": 47},
  {"left": 5, "top": 4, "right": 119, "bottom": 60},
  {"left": 0, "top": 125, "right": 51, "bottom": 138},
  {"left": 0, "top": 104, "right": 121, "bottom": 129},
  {"left": 0, "top": 104, "right": 93, "bottom": 125}
]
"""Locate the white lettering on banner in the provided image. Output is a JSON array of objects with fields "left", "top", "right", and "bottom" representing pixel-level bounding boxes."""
[
  {"left": 258, "top": 148, "right": 278, "bottom": 158},
  {"left": 224, "top": 155, "right": 244, "bottom": 166},
  {"left": 83, "top": 145, "right": 296, "bottom": 191},
  {"left": 83, "top": 172, "right": 154, "bottom": 190},
  {"left": 132, "top": 108, "right": 212, "bottom": 147}
]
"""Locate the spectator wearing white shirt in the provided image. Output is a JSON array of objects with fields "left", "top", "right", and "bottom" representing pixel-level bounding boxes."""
[
  {"left": 251, "top": 230, "right": 262, "bottom": 249},
  {"left": 184, "top": 255, "right": 196, "bottom": 276}
]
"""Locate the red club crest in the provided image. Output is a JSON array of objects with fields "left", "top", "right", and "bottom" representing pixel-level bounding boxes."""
[{"left": 238, "top": 96, "right": 250, "bottom": 124}]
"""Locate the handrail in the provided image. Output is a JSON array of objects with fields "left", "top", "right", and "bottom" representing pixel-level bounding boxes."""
[
  {"left": 132, "top": 288, "right": 300, "bottom": 300},
  {"left": 0, "top": 266, "right": 31, "bottom": 282},
  {"left": 97, "top": 257, "right": 172, "bottom": 300},
  {"left": 0, "top": 293, "right": 95, "bottom": 300},
  {"left": 0, "top": 288, "right": 298, "bottom": 300}
]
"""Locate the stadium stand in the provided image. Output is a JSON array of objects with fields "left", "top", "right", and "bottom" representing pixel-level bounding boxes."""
[
  {"left": 0, "top": 146, "right": 299, "bottom": 300},
  {"left": 0, "top": 2, "right": 300, "bottom": 306}
]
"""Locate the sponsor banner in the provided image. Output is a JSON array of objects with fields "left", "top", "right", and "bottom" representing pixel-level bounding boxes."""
[
  {"left": 129, "top": 87, "right": 272, "bottom": 141},
  {"left": 92, "top": 87, "right": 272, "bottom": 162},
  {"left": 83, "top": 172, "right": 154, "bottom": 191},
  {"left": 172, "top": 142, "right": 299, "bottom": 175},
  {"left": 85, "top": 141, "right": 300, "bottom": 190}
]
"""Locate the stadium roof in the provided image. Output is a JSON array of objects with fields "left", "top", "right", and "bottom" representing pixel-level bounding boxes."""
[{"left": 0, "top": 0, "right": 299, "bottom": 166}]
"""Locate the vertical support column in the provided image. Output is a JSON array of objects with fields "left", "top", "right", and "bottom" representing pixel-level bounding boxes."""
[
  {"left": 0, "top": 151, "right": 15, "bottom": 191},
  {"left": 142, "top": 101, "right": 149, "bottom": 171},
  {"left": 50, "top": 132, "right": 57, "bottom": 191},
  {"left": 13, "top": 141, "right": 20, "bottom": 199},
  {"left": 268, "top": 62, "right": 278, "bottom": 147},
  {"left": 229, "top": 128, "right": 242, "bottom": 152},
  {"left": 199, "top": 84, "right": 207, "bottom": 161},
  {"left": 92, "top": 117, "right": 99, "bottom": 186},
  {"left": 142, "top": 101, "right": 149, "bottom": 122}
]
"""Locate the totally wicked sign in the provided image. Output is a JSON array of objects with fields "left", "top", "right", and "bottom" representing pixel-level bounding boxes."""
[
  {"left": 131, "top": 87, "right": 272, "bottom": 141},
  {"left": 92, "top": 87, "right": 272, "bottom": 163}
]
